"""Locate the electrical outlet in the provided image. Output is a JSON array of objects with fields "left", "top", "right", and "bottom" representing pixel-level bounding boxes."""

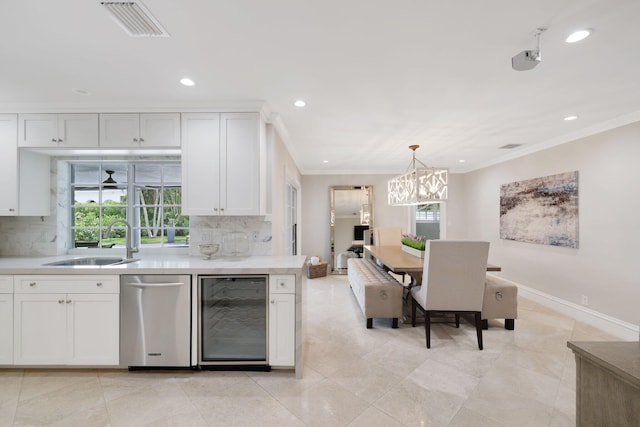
[
  {"left": 200, "top": 231, "right": 213, "bottom": 243},
  {"left": 581, "top": 295, "right": 588, "bottom": 306}
]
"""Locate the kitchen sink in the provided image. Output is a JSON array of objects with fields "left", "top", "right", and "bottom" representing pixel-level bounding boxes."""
[{"left": 43, "top": 257, "right": 140, "bottom": 266}]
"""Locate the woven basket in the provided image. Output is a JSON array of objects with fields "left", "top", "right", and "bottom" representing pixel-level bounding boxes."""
[{"left": 307, "top": 262, "right": 328, "bottom": 279}]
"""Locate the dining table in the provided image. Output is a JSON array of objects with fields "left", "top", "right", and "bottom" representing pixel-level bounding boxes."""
[
  {"left": 363, "top": 244, "right": 502, "bottom": 322},
  {"left": 363, "top": 245, "right": 501, "bottom": 288}
]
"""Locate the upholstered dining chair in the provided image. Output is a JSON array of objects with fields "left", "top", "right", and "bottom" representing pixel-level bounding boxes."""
[
  {"left": 373, "top": 227, "right": 406, "bottom": 283},
  {"left": 373, "top": 227, "right": 403, "bottom": 246},
  {"left": 410, "top": 240, "right": 490, "bottom": 350}
]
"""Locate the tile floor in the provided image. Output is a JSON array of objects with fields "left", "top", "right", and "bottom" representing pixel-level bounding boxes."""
[{"left": 0, "top": 274, "right": 621, "bottom": 426}]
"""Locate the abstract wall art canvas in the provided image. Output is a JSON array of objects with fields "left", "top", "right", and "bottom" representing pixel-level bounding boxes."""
[{"left": 500, "top": 171, "right": 579, "bottom": 248}]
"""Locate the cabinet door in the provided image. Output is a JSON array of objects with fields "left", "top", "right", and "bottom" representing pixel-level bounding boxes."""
[
  {"left": 58, "top": 114, "right": 99, "bottom": 147},
  {"left": 67, "top": 294, "right": 119, "bottom": 365},
  {"left": 268, "top": 293, "right": 295, "bottom": 367},
  {"left": 0, "top": 114, "right": 18, "bottom": 215},
  {"left": 220, "top": 113, "right": 261, "bottom": 215},
  {"left": 0, "top": 293, "right": 13, "bottom": 364},
  {"left": 14, "top": 294, "right": 67, "bottom": 365},
  {"left": 99, "top": 114, "right": 140, "bottom": 147},
  {"left": 18, "top": 114, "right": 58, "bottom": 147},
  {"left": 139, "top": 113, "right": 181, "bottom": 147},
  {"left": 181, "top": 113, "right": 221, "bottom": 215}
]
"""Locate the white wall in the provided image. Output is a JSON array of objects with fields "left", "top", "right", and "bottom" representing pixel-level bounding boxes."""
[
  {"left": 301, "top": 174, "right": 412, "bottom": 262},
  {"left": 452, "top": 121, "right": 640, "bottom": 327}
]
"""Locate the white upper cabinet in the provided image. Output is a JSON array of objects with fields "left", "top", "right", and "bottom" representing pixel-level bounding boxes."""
[
  {"left": 0, "top": 114, "right": 50, "bottom": 216},
  {"left": 100, "top": 113, "right": 180, "bottom": 148},
  {"left": 0, "top": 115, "right": 18, "bottom": 215},
  {"left": 18, "top": 114, "right": 99, "bottom": 148},
  {"left": 182, "top": 112, "right": 263, "bottom": 216}
]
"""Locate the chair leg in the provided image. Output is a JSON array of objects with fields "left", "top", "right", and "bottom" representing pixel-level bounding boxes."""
[
  {"left": 474, "top": 312, "right": 483, "bottom": 350},
  {"left": 392, "top": 318, "right": 398, "bottom": 328},
  {"left": 505, "top": 319, "right": 515, "bottom": 330},
  {"left": 411, "top": 297, "right": 417, "bottom": 327},
  {"left": 424, "top": 311, "right": 431, "bottom": 348},
  {"left": 455, "top": 314, "right": 460, "bottom": 328},
  {"left": 481, "top": 319, "right": 489, "bottom": 330},
  {"left": 366, "top": 318, "right": 372, "bottom": 329}
]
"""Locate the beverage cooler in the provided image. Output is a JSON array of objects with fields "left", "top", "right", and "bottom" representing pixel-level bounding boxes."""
[{"left": 198, "top": 275, "right": 269, "bottom": 369}]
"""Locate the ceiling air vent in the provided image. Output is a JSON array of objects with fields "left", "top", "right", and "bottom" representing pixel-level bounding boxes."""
[
  {"left": 101, "top": 1, "right": 169, "bottom": 37},
  {"left": 499, "top": 144, "right": 522, "bottom": 149}
]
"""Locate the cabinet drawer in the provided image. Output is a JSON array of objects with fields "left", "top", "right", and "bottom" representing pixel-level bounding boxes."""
[
  {"left": 14, "top": 275, "right": 119, "bottom": 294},
  {"left": 269, "top": 275, "right": 295, "bottom": 294},
  {"left": 0, "top": 275, "right": 12, "bottom": 293}
]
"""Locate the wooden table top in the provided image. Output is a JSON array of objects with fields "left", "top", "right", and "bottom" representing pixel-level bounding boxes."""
[{"left": 363, "top": 245, "right": 501, "bottom": 273}]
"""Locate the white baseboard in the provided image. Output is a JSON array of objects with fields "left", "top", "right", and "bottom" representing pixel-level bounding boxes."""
[{"left": 512, "top": 281, "right": 639, "bottom": 341}]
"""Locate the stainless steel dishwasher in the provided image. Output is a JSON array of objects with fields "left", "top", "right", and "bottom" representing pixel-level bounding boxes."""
[{"left": 120, "top": 275, "right": 191, "bottom": 368}]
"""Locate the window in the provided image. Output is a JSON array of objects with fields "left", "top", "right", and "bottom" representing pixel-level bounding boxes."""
[
  {"left": 70, "top": 161, "right": 188, "bottom": 249},
  {"left": 416, "top": 203, "right": 441, "bottom": 221}
]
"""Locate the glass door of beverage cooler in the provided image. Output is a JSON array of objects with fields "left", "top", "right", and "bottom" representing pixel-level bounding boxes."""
[{"left": 198, "top": 275, "right": 268, "bottom": 366}]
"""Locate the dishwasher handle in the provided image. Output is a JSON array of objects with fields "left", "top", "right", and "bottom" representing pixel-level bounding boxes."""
[{"left": 125, "top": 282, "right": 186, "bottom": 288}]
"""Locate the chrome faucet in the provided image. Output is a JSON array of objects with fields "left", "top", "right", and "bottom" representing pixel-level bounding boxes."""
[{"left": 106, "top": 219, "right": 139, "bottom": 259}]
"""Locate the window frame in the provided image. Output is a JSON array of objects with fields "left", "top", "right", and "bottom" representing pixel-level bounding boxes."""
[{"left": 68, "top": 160, "right": 188, "bottom": 250}]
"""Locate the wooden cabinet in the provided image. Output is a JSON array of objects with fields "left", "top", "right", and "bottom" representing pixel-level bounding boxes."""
[
  {"left": 18, "top": 114, "right": 99, "bottom": 147},
  {"left": 181, "top": 112, "right": 263, "bottom": 215},
  {"left": 268, "top": 274, "right": 295, "bottom": 367},
  {"left": 0, "top": 276, "right": 13, "bottom": 364},
  {"left": 100, "top": 113, "right": 180, "bottom": 148},
  {"left": 0, "top": 114, "right": 50, "bottom": 216},
  {"left": 13, "top": 275, "right": 119, "bottom": 365}
]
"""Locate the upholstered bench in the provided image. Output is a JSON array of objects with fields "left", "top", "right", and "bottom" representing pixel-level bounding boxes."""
[
  {"left": 482, "top": 274, "right": 518, "bottom": 330},
  {"left": 347, "top": 258, "right": 403, "bottom": 328}
]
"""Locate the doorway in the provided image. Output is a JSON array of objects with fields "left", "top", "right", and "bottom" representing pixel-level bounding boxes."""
[{"left": 285, "top": 183, "right": 298, "bottom": 256}]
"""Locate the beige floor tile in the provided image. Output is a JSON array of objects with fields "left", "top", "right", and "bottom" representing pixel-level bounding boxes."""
[
  {"left": 373, "top": 376, "right": 469, "bottom": 427},
  {"left": 13, "top": 376, "right": 106, "bottom": 426},
  {"left": 106, "top": 381, "right": 199, "bottom": 427},
  {"left": 277, "top": 378, "right": 369, "bottom": 427},
  {"left": 448, "top": 407, "right": 507, "bottom": 427},
  {"left": 347, "top": 406, "right": 404, "bottom": 427},
  {"left": 326, "top": 357, "right": 406, "bottom": 404}
]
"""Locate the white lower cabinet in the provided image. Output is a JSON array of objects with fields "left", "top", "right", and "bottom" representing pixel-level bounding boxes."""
[
  {"left": 13, "top": 275, "right": 119, "bottom": 366},
  {"left": 268, "top": 275, "right": 295, "bottom": 367},
  {"left": 0, "top": 276, "right": 13, "bottom": 364}
]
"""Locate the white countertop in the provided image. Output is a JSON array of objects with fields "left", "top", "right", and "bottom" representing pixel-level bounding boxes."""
[{"left": 0, "top": 254, "right": 308, "bottom": 275}]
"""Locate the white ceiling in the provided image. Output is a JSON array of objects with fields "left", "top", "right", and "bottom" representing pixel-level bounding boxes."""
[{"left": 2, "top": 0, "right": 639, "bottom": 175}]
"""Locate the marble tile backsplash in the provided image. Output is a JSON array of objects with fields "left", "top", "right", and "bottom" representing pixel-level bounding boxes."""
[{"left": 188, "top": 216, "right": 273, "bottom": 257}]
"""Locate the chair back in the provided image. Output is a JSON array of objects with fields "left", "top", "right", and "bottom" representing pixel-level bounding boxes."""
[
  {"left": 374, "top": 227, "right": 403, "bottom": 246},
  {"left": 414, "top": 240, "right": 489, "bottom": 311}
]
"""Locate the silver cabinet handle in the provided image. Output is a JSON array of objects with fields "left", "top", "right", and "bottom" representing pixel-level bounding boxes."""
[
  {"left": 96, "top": 282, "right": 103, "bottom": 287},
  {"left": 66, "top": 300, "right": 72, "bottom": 304},
  {"left": 279, "top": 282, "right": 286, "bottom": 287},
  {"left": 133, "top": 138, "right": 139, "bottom": 142},
  {"left": 58, "top": 138, "right": 63, "bottom": 142},
  {"left": 58, "top": 299, "right": 64, "bottom": 304},
  {"left": 139, "top": 138, "right": 144, "bottom": 142},
  {"left": 51, "top": 138, "right": 57, "bottom": 142},
  {"left": 29, "top": 282, "right": 36, "bottom": 287},
  {"left": 270, "top": 300, "right": 275, "bottom": 304}
]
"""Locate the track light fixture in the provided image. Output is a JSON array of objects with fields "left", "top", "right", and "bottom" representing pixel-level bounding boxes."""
[{"left": 512, "top": 27, "right": 547, "bottom": 71}]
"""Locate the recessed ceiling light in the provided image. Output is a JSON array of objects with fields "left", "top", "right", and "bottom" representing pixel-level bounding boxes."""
[
  {"left": 564, "top": 115, "right": 578, "bottom": 121},
  {"left": 294, "top": 100, "right": 306, "bottom": 108},
  {"left": 458, "top": 159, "right": 466, "bottom": 163},
  {"left": 72, "top": 88, "right": 91, "bottom": 95},
  {"left": 322, "top": 160, "right": 329, "bottom": 163},
  {"left": 180, "top": 78, "right": 195, "bottom": 87},
  {"left": 566, "top": 29, "right": 592, "bottom": 43}
]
